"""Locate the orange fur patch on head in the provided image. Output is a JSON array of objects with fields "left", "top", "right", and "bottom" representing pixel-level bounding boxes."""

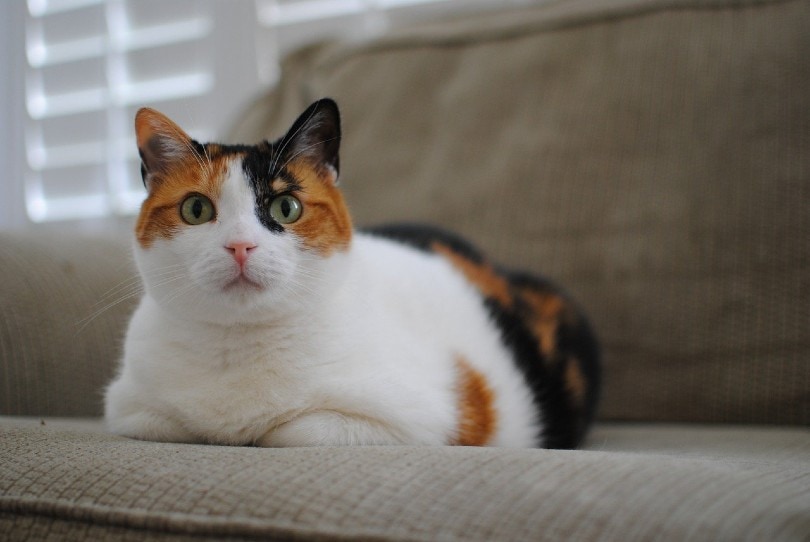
[
  {"left": 134, "top": 107, "right": 231, "bottom": 249},
  {"left": 284, "top": 160, "right": 352, "bottom": 256},
  {"left": 519, "top": 288, "right": 566, "bottom": 362},
  {"left": 564, "top": 357, "right": 587, "bottom": 409},
  {"left": 452, "top": 356, "right": 497, "bottom": 447},
  {"left": 135, "top": 150, "right": 229, "bottom": 248},
  {"left": 431, "top": 243, "right": 513, "bottom": 308}
]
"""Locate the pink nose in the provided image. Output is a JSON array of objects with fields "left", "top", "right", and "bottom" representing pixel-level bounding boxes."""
[{"left": 225, "top": 241, "right": 257, "bottom": 267}]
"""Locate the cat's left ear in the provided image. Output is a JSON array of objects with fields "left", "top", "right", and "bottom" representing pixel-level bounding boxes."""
[
  {"left": 278, "top": 98, "right": 341, "bottom": 185},
  {"left": 135, "top": 108, "right": 196, "bottom": 190}
]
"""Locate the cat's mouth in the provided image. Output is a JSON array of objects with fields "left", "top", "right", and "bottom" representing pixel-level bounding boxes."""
[{"left": 223, "top": 275, "right": 264, "bottom": 292}]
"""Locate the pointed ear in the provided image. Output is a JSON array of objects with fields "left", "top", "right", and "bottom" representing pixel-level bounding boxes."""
[
  {"left": 135, "top": 108, "right": 195, "bottom": 189},
  {"left": 278, "top": 98, "right": 341, "bottom": 184}
]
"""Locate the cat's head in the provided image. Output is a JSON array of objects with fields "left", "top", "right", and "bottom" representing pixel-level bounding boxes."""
[{"left": 133, "top": 99, "right": 352, "bottom": 324}]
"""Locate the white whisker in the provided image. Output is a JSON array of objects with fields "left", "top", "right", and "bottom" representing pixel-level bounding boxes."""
[
  {"left": 96, "top": 264, "right": 185, "bottom": 303},
  {"left": 165, "top": 123, "right": 213, "bottom": 178},
  {"left": 75, "top": 289, "right": 143, "bottom": 335},
  {"left": 78, "top": 265, "right": 190, "bottom": 335},
  {"left": 276, "top": 137, "right": 339, "bottom": 174},
  {"left": 159, "top": 281, "right": 198, "bottom": 307}
]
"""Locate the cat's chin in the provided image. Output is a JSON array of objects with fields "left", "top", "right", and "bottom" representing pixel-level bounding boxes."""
[
  {"left": 215, "top": 277, "right": 277, "bottom": 312},
  {"left": 180, "top": 285, "right": 283, "bottom": 326}
]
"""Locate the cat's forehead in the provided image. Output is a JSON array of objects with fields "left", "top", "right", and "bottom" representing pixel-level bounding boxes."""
[{"left": 205, "top": 141, "right": 301, "bottom": 194}]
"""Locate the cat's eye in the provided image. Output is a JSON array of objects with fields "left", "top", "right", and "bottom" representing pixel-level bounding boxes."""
[
  {"left": 269, "top": 195, "right": 302, "bottom": 224},
  {"left": 180, "top": 194, "right": 215, "bottom": 225}
]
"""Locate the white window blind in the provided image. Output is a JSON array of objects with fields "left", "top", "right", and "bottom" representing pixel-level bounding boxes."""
[
  {"left": 24, "top": 0, "right": 260, "bottom": 222},
  {"left": 23, "top": 0, "right": 534, "bottom": 224}
]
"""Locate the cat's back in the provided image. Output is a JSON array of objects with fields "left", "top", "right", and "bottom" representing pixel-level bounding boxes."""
[{"left": 359, "top": 224, "right": 601, "bottom": 449}]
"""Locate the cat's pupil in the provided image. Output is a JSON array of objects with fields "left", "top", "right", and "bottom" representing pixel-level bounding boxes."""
[
  {"left": 192, "top": 199, "right": 202, "bottom": 219},
  {"left": 281, "top": 198, "right": 291, "bottom": 217}
]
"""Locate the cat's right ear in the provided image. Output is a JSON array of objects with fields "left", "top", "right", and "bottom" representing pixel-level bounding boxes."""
[{"left": 135, "top": 108, "right": 194, "bottom": 190}]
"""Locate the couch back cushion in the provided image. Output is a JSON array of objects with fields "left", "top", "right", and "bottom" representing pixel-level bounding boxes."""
[{"left": 230, "top": 0, "right": 810, "bottom": 424}]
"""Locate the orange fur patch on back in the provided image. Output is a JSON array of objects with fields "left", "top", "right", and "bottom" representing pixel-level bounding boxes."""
[
  {"left": 135, "top": 151, "right": 228, "bottom": 249},
  {"left": 432, "top": 243, "right": 513, "bottom": 308},
  {"left": 564, "top": 357, "right": 587, "bottom": 409},
  {"left": 285, "top": 160, "right": 352, "bottom": 255},
  {"left": 519, "top": 288, "right": 566, "bottom": 362},
  {"left": 452, "top": 356, "right": 497, "bottom": 446}
]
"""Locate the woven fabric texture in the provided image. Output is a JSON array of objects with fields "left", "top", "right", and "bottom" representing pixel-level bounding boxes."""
[
  {"left": 2, "top": 418, "right": 809, "bottom": 542},
  {"left": 230, "top": 0, "right": 810, "bottom": 425}
]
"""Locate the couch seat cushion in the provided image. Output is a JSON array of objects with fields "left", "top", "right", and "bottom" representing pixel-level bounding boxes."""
[{"left": 2, "top": 417, "right": 808, "bottom": 541}]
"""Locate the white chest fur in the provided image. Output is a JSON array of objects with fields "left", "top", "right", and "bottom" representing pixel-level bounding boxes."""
[{"left": 105, "top": 234, "right": 539, "bottom": 447}]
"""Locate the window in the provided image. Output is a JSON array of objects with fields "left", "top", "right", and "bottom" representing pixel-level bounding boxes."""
[
  {"left": 14, "top": 0, "right": 536, "bottom": 226},
  {"left": 23, "top": 0, "right": 258, "bottom": 223}
]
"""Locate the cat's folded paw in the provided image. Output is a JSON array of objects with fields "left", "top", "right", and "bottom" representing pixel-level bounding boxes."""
[
  {"left": 256, "top": 410, "right": 403, "bottom": 447},
  {"left": 105, "top": 401, "right": 197, "bottom": 443}
]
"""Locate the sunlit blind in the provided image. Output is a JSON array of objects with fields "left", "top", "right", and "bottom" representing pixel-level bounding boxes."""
[
  {"left": 23, "top": 0, "right": 254, "bottom": 223},
  {"left": 24, "top": 0, "right": 527, "bottom": 223}
]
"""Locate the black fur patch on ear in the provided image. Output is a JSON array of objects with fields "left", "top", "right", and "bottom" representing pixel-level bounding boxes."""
[
  {"left": 139, "top": 149, "right": 148, "bottom": 186},
  {"left": 277, "top": 98, "right": 341, "bottom": 183}
]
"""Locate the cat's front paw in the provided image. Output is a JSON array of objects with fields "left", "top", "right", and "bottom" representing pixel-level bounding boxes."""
[
  {"left": 256, "top": 410, "right": 403, "bottom": 447},
  {"left": 105, "top": 407, "right": 198, "bottom": 443},
  {"left": 105, "top": 381, "right": 197, "bottom": 443}
]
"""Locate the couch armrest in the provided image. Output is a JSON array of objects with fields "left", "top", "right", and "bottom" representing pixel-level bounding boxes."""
[{"left": 0, "top": 231, "right": 136, "bottom": 416}]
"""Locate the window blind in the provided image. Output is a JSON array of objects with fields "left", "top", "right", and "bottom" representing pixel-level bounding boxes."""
[
  {"left": 23, "top": 0, "right": 252, "bottom": 222},
  {"left": 23, "top": 0, "right": 532, "bottom": 223}
]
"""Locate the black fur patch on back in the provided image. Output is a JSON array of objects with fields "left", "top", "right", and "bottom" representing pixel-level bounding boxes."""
[
  {"left": 492, "top": 273, "right": 600, "bottom": 448},
  {"left": 364, "top": 223, "right": 485, "bottom": 264},
  {"left": 507, "top": 271, "right": 601, "bottom": 442}
]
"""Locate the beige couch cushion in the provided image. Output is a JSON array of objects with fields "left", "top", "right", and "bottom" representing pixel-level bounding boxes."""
[
  {"left": 230, "top": 0, "right": 810, "bottom": 425},
  {"left": 2, "top": 417, "right": 808, "bottom": 541}
]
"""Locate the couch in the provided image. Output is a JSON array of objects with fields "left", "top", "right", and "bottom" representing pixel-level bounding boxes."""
[{"left": 2, "top": 0, "right": 808, "bottom": 540}]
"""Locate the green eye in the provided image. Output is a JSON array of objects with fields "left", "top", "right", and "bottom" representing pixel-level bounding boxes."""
[
  {"left": 180, "top": 194, "right": 215, "bottom": 225},
  {"left": 269, "top": 195, "right": 302, "bottom": 224}
]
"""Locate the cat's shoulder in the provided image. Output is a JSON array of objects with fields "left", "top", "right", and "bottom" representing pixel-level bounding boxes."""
[
  {"left": 361, "top": 223, "right": 485, "bottom": 262},
  {"left": 361, "top": 222, "right": 515, "bottom": 307}
]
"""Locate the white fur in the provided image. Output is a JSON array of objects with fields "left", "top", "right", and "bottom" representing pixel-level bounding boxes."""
[{"left": 105, "top": 161, "right": 540, "bottom": 447}]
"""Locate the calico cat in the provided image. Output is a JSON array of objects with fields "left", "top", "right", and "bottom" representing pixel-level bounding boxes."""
[{"left": 104, "top": 98, "right": 600, "bottom": 449}]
